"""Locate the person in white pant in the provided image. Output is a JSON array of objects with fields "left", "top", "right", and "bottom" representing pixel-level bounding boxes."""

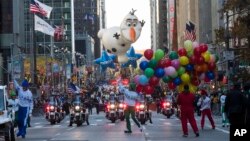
[{"left": 220, "top": 92, "right": 229, "bottom": 127}]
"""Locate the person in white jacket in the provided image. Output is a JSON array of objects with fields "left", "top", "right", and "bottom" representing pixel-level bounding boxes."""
[
  {"left": 119, "top": 82, "right": 142, "bottom": 133},
  {"left": 197, "top": 90, "right": 215, "bottom": 130},
  {"left": 14, "top": 79, "right": 33, "bottom": 138}
]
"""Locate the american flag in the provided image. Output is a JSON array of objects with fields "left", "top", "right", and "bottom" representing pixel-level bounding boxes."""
[
  {"left": 67, "top": 82, "right": 77, "bottom": 94},
  {"left": 29, "top": 0, "right": 47, "bottom": 17},
  {"left": 54, "top": 25, "right": 64, "bottom": 41},
  {"left": 184, "top": 21, "right": 196, "bottom": 41}
]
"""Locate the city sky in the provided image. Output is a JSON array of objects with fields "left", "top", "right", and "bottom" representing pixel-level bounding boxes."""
[{"left": 105, "top": 0, "right": 151, "bottom": 51}]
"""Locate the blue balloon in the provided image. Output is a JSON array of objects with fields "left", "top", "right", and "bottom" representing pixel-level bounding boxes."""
[
  {"left": 139, "top": 61, "right": 149, "bottom": 71},
  {"left": 186, "top": 64, "right": 194, "bottom": 71},
  {"left": 139, "top": 75, "right": 149, "bottom": 86},
  {"left": 173, "top": 77, "right": 182, "bottom": 85},
  {"left": 206, "top": 71, "right": 215, "bottom": 80},
  {"left": 154, "top": 68, "right": 165, "bottom": 78}
]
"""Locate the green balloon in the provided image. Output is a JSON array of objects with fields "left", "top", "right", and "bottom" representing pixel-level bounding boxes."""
[
  {"left": 148, "top": 59, "right": 158, "bottom": 69},
  {"left": 170, "top": 72, "right": 178, "bottom": 78},
  {"left": 155, "top": 49, "right": 165, "bottom": 61},
  {"left": 187, "top": 50, "right": 193, "bottom": 57},
  {"left": 177, "top": 67, "right": 186, "bottom": 76},
  {"left": 144, "top": 68, "right": 154, "bottom": 78},
  {"left": 169, "top": 51, "right": 178, "bottom": 60},
  {"left": 162, "top": 76, "right": 171, "bottom": 83},
  {"left": 215, "top": 54, "right": 219, "bottom": 62}
]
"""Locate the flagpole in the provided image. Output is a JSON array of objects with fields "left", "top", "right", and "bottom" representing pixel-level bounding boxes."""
[
  {"left": 32, "top": 13, "right": 37, "bottom": 89},
  {"left": 71, "top": 0, "right": 75, "bottom": 65}
]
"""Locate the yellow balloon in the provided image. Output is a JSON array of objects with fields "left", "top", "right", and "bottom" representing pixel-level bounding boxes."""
[
  {"left": 189, "top": 84, "right": 197, "bottom": 93},
  {"left": 184, "top": 40, "right": 193, "bottom": 52},
  {"left": 202, "top": 51, "right": 211, "bottom": 63},
  {"left": 181, "top": 73, "right": 190, "bottom": 84},
  {"left": 177, "top": 84, "right": 184, "bottom": 93},
  {"left": 134, "top": 67, "right": 141, "bottom": 75},
  {"left": 179, "top": 56, "right": 189, "bottom": 66}
]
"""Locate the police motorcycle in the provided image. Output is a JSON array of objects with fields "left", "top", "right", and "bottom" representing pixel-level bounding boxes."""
[
  {"left": 135, "top": 95, "right": 152, "bottom": 124},
  {"left": 69, "top": 94, "right": 89, "bottom": 126},
  {"left": 0, "top": 86, "right": 16, "bottom": 141},
  {"left": 161, "top": 95, "right": 174, "bottom": 118},
  {"left": 105, "top": 93, "right": 118, "bottom": 123},
  {"left": 117, "top": 94, "right": 126, "bottom": 121},
  {"left": 45, "top": 95, "right": 63, "bottom": 125}
]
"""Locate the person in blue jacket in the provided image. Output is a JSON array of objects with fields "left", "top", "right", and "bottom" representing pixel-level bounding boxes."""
[
  {"left": 119, "top": 81, "right": 142, "bottom": 133},
  {"left": 14, "top": 79, "right": 33, "bottom": 138}
]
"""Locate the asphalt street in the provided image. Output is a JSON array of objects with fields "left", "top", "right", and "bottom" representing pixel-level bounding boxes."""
[{"left": 14, "top": 111, "right": 229, "bottom": 141}]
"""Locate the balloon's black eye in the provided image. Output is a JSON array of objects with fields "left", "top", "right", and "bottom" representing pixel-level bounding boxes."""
[{"left": 112, "top": 48, "right": 117, "bottom": 52}]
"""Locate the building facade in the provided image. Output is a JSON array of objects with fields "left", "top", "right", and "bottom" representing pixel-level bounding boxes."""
[
  {"left": 157, "top": 0, "right": 168, "bottom": 50},
  {"left": 150, "top": 0, "right": 158, "bottom": 51}
]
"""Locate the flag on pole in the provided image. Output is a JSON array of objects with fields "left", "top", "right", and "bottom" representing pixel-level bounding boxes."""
[
  {"left": 29, "top": 0, "right": 53, "bottom": 18},
  {"left": 184, "top": 21, "right": 196, "bottom": 41},
  {"left": 34, "top": 15, "right": 55, "bottom": 36},
  {"left": 84, "top": 13, "right": 95, "bottom": 24},
  {"left": 54, "top": 25, "right": 64, "bottom": 41}
]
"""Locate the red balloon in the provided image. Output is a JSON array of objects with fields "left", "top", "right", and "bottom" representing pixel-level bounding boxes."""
[
  {"left": 178, "top": 48, "right": 187, "bottom": 56},
  {"left": 199, "top": 44, "right": 208, "bottom": 53},
  {"left": 197, "top": 56, "right": 205, "bottom": 64},
  {"left": 158, "top": 58, "right": 171, "bottom": 68},
  {"left": 149, "top": 76, "right": 160, "bottom": 86},
  {"left": 189, "top": 56, "right": 197, "bottom": 64},
  {"left": 168, "top": 82, "right": 176, "bottom": 90},
  {"left": 144, "top": 49, "right": 154, "bottom": 60},
  {"left": 194, "top": 47, "right": 201, "bottom": 56},
  {"left": 136, "top": 85, "right": 144, "bottom": 93},
  {"left": 208, "top": 62, "right": 216, "bottom": 70},
  {"left": 144, "top": 85, "right": 154, "bottom": 94}
]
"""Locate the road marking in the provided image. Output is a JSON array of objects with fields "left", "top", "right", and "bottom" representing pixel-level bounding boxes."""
[
  {"left": 55, "top": 133, "right": 61, "bottom": 136},
  {"left": 90, "top": 123, "right": 97, "bottom": 126},
  {"left": 142, "top": 126, "right": 146, "bottom": 130},
  {"left": 52, "top": 125, "right": 61, "bottom": 127},
  {"left": 34, "top": 122, "right": 41, "bottom": 125},
  {"left": 215, "top": 127, "right": 229, "bottom": 134},
  {"left": 67, "top": 127, "right": 75, "bottom": 131},
  {"left": 96, "top": 119, "right": 102, "bottom": 122},
  {"left": 164, "top": 122, "right": 171, "bottom": 125},
  {"left": 108, "top": 123, "right": 115, "bottom": 126},
  {"left": 33, "top": 125, "right": 43, "bottom": 128},
  {"left": 145, "top": 132, "right": 149, "bottom": 135},
  {"left": 159, "top": 118, "right": 166, "bottom": 121}
]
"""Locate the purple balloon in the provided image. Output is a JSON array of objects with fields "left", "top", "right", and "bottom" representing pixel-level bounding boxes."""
[
  {"left": 199, "top": 73, "right": 205, "bottom": 80},
  {"left": 193, "top": 41, "right": 199, "bottom": 49},
  {"left": 171, "top": 59, "right": 180, "bottom": 69},
  {"left": 134, "top": 75, "right": 140, "bottom": 84},
  {"left": 164, "top": 66, "right": 176, "bottom": 76}
]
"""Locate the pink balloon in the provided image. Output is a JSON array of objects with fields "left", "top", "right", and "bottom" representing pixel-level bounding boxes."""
[
  {"left": 164, "top": 66, "right": 176, "bottom": 76},
  {"left": 134, "top": 75, "right": 140, "bottom": 84},
  {"left": 193, "top": 41, "right": 199, "bottom": 49},
  {"left": 209, "top": 54, "right": 216, "bottom": 63},
  {"left": 171, "top": 59, "right": 180, "bottom": 69}
]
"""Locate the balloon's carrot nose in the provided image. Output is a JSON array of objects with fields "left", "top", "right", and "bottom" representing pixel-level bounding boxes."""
[{"left": 130, "top": 27, "right": 136, "bottom": 42}]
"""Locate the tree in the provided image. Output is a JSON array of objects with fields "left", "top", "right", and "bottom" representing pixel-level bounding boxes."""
[{"left": 215, "top": 0, "right": 250, "bottom": 48}]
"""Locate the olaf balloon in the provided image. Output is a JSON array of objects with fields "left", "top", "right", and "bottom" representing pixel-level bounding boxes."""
[{"left": 98, "top": 9, "right": 144, "bottom": 63}]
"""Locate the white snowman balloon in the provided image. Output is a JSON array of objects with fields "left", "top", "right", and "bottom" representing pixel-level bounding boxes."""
[
  {"left": 98, "top": 9, "right": 145, "bottom": 64},
  {"left": 120, "top": 9, "right": 145, "bottom": 44},
  {"left": 98, "top": 27, "right": 131, "bottom": 63}
]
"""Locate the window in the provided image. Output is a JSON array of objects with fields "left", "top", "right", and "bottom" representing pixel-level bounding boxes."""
[
  {"left": 64, "top": 2, "right": 70, "bottom": 8},
  {"left": 0, "top": 89, "right": 5, "bottom": 111}
]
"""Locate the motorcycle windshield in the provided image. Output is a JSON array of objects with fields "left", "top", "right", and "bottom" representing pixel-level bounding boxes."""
[{"left": 0, "top": 89, "right": 4, "bottom": 111}]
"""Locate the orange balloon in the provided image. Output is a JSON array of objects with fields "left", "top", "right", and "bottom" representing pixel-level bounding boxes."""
[
  {"left": 194, "top": 65, "right": 202, "bottom": 72},
  {"left": 201, "top": 63, "right": 208, "bottom": 72}
]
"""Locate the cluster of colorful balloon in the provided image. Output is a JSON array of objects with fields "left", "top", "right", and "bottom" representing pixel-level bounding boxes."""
[
  {"left": 134, "top": 49, "right": 166, "bottom": 94},
  {"left": 134, "top": 40, "right": 218, "bottom": 94}
]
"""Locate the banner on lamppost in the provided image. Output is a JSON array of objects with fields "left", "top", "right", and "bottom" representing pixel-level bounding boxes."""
[
  {"left": 13, "top": 61, "right": 21, "bottom": 79},
  {"left": 66, "top": 64, "right": 71, "bottom": 79}
]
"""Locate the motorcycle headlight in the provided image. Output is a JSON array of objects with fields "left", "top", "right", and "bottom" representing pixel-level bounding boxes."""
[
  {"left": 139, "top": 105, "right": 145, "bottom": 109},
  {"left": 110, "top": 104, "right": 115, "bottom": 109},
  {"left": 166, "top": 102, "right": 170, "bottom": 106},
  {"left": 119, "top": 104, "right": 123, "bottom": 108},
  {"left": 50, "top": 106, "right": 55, "bottom": 110},
  {"left": 75, "top": 106, "right": 80, "bottom": 111}
]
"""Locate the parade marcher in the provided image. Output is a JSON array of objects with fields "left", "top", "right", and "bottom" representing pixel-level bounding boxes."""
[
  {"left": 225, "top": 83, "right": 247, "bottom": 128},
  {"left": 197, "top": 90, "right": 215, "bottom": 130},
  {"left": 118, "top": 82, "right": 142, "bottom": 133},
  {"left": 220, "top": 91, "right": 229, "bottom": 127},
  {"left": 14, "top": 79, "right": 33, "bottom": 138},
  {"left": 177, "top": 85, "right": 199, "bottom": 137},
  {"left": 6, "top": 90, "right": 19, "bottom": 126}
]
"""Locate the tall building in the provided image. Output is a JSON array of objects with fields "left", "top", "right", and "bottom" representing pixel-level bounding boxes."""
[
  {"left": 0, "top": 0, "right": 25, "bottom": 84},
  {"left": 157, "top": 0, "right": 168, "bottom": 50},
  {"left": 150, "top": 0, "right": 158, "bottom": 51}
]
